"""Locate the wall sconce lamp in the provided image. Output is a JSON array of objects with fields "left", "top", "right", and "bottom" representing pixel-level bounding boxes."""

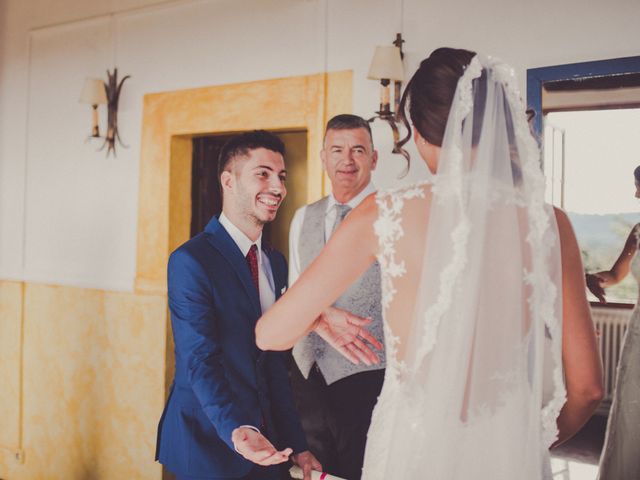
[
  {"left": 367, "top": 33, "right": 409, "bottom": 161},
  {"left": 79, "top": 68, "right": 130, "bottom": 157}
]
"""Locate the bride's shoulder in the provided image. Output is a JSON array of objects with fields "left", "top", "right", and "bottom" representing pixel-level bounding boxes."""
[
  {"left": 371, "top": 182, "right": 431, "bottom": 239},
  {"left": 375, "top": 180, "right": 431, "bottom": 206},
  {"left": 551, "top": 206, "right": 575, "bottom": 240}
]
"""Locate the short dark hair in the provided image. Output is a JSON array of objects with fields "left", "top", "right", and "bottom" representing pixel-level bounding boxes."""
[
  {"left": 324, "top": 114, "right": 374, "bottom": 147},
  {"left": 634, "top": 165, "right": 640, "bottom": 183},
  {"left": 217, "top": 130, "right": 285, "bottom": 179}
]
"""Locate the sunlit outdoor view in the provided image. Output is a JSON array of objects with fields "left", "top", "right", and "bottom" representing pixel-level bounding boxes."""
[{"left": 544, "top": 108, "right": 640, "bottom": 304}]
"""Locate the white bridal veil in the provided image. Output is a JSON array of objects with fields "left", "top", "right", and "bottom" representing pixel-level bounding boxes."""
[{"left": 367, "top": 56, "right": 565, "bottom": 479}]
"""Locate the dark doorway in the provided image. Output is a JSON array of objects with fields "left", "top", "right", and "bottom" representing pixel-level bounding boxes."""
[
  {"left": 191, "top": 130, "right": 308, "bottom": 259},
  {"left": 190, "top": 134, "right": 229, "bottom": 238}
]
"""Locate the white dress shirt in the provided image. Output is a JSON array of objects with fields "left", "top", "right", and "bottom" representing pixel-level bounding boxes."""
[
  {"left": 219, "top": 213, "right": 276, "bottom": 312},
  {"left": 288, "top": 182, "right": 376, "bottom": 285}
]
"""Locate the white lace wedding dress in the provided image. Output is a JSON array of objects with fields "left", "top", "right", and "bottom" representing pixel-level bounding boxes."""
[
  {"left": 358, "top": 55, "right": 565, "bottom": 480},
  {"left": 598, "top": 239, "right": 640, "bottom": 479},
  {"left": 360, "top": 182, "right": 561, "bottom": 480}
]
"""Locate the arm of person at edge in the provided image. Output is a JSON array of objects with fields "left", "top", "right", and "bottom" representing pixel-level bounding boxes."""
[
  {"left": 258, "top": 194, "right": 379, "bottom": 352},
  {"left": 585, "top": 223, "right": 639, "bottom": 303},
  {"left": 287, "top": 205, "right": 382, "bottom": 365},
  {"left": 552, "top": 208, "right": 604, "bottom": 447},
  {"left": 168, "top": 250, "right": 291, "bottom": 466}
]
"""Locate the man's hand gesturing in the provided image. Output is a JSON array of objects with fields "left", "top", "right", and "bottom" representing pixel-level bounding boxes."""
[
  {"left": 231, "top": 427, "right": 292, "bottom": 466},
  {"left": 314, "top": 306, "right": 382, "bottom": 365}
]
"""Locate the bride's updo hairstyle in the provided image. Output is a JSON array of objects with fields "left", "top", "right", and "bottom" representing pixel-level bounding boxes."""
[{"left": 397, "top": 47, "right": 476, "bottom": 163}]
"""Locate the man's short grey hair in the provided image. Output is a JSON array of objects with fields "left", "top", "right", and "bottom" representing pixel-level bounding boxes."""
[{"left": 324, "top": 114, "right": 374, "bottom": 148}]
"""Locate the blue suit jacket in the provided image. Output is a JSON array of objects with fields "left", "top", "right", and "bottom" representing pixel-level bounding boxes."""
[{"left": 156, "top": 216, "right": 307, "bottom": 478}]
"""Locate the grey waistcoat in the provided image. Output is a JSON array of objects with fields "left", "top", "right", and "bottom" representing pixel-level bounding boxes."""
[{"left": 292, "top": 196, "right": 385, "bottom": 385}]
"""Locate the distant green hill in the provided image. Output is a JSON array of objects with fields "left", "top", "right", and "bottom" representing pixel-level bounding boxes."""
[{"left": 568, "top": 212, "right": 638, "bottom": 248}]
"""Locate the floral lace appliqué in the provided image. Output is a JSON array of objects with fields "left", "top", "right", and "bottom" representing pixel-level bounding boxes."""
[
  {"left": 374, "top": 183, "right": 427, "bottom": 310},
  {"left": 374, "top": 183, "right": 427, "bottom": 377}
]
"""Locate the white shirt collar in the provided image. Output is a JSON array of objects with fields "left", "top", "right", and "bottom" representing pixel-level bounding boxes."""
[
  {"left": 219, "top": 212, "right": 262, "bottom": 257},
  {"left": 327, "top": 181, "right": 376, "bottom": 211}
]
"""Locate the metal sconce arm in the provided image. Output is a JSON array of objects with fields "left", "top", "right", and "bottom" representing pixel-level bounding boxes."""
[
  {"left": 367, "top": 33, "right": 409, "bottom": 163},
  {"left": 100, "top": 68, "right": 130, "bottom": 157}
]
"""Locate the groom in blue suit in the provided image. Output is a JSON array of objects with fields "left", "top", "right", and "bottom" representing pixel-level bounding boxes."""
[{"left": 156, "top": 131, "right": 321, "bottom": 479}]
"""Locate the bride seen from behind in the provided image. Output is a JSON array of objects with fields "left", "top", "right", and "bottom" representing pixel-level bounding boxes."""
[{"left": 256, "top": 48, "right": 603, "bottom": 479}]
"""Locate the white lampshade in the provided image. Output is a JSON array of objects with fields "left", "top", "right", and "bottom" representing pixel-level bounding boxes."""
[
  {"left": 367, "top": 46, "right": 404, "bottom": 82},
  {"left": 79, "top": 78, "right": 107, "bottom": 105}
]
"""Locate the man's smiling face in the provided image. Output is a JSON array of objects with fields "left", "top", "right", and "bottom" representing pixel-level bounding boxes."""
[
  {"left": 321, "top": 127, "right": 377, "bottom": 200},
  {"left": 232, "top": 147, "right": 287, "bottom": 226}
]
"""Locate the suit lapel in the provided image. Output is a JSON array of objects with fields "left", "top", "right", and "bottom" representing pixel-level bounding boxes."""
[{"left": 204, "top": 217, "right": 261, "bottom": 317}]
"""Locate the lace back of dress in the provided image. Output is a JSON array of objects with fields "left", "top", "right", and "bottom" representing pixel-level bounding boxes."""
[{"left": 367, "top": 56, "right": 565, "bottom": 480}]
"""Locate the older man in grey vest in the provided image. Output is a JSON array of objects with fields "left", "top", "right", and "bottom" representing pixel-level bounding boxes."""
[{"left": 288, "top": 114, "right": 385, "bottom": 480}]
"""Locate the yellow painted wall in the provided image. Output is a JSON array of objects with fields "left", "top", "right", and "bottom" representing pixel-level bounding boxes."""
[
  {"left": 0, "top": 281, "right": 22, "bottom": 467},
  {"left": 0, "top": 281, "right": 166, "bottom": 479}
]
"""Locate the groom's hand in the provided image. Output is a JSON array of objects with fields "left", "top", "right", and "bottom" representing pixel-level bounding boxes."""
[
  {"left": 291, "top": 450, "right": 322, "bottom": 480},
  {"left": 231, "top": 427, "right": 292, "bottom": 466},
  {"left": 314, "top": 307, "right": 382, "bottom": 365}
]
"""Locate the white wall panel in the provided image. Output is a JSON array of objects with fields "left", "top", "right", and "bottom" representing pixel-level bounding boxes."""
[
  {"left": 24, "top": 18, "right": 137, "bottom": 290},
  {"left": 117, "top": 0, "right": 323, "bottom": 95},
  {"left": 6, "top": 0, "right": 327, "bottom": 291},
  {"left": 0, "top": 0, "right": 30, "bottom": 279},
  {"left": 1, "top": 0, "right": 640, "bottom": 289}
]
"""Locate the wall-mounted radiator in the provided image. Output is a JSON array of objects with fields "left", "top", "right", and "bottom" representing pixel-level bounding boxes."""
[{"left": 591, "top": 305, "right": 632, "bottom": 414}]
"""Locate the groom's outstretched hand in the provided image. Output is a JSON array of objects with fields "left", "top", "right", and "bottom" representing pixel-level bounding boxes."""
[
  {"left": 314, "top": 307, "right": 383, "bottom": 365},
  {"left": 231, "top": 427, "right": 292, "bottom": 466},
  {"left": 291, "top": 450, "right": 322, "bottom": 480}
]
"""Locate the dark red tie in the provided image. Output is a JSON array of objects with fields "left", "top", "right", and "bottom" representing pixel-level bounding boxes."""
[{"left": 246, "top": 244, "right": 260, "bottom": 295}]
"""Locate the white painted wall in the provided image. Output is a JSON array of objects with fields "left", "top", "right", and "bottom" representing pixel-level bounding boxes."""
[{"left": 1, "top": 0, "right": 639, "bottom": 291}]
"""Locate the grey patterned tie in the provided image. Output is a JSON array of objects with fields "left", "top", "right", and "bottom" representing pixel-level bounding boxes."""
[{"left": 330, "top": 204, "right": 352, "bottom": 239}]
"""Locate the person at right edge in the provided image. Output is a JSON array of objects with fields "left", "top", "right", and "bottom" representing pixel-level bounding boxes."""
[{"left": 586, "top": 164, "right": 640, "bottom": 480}]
